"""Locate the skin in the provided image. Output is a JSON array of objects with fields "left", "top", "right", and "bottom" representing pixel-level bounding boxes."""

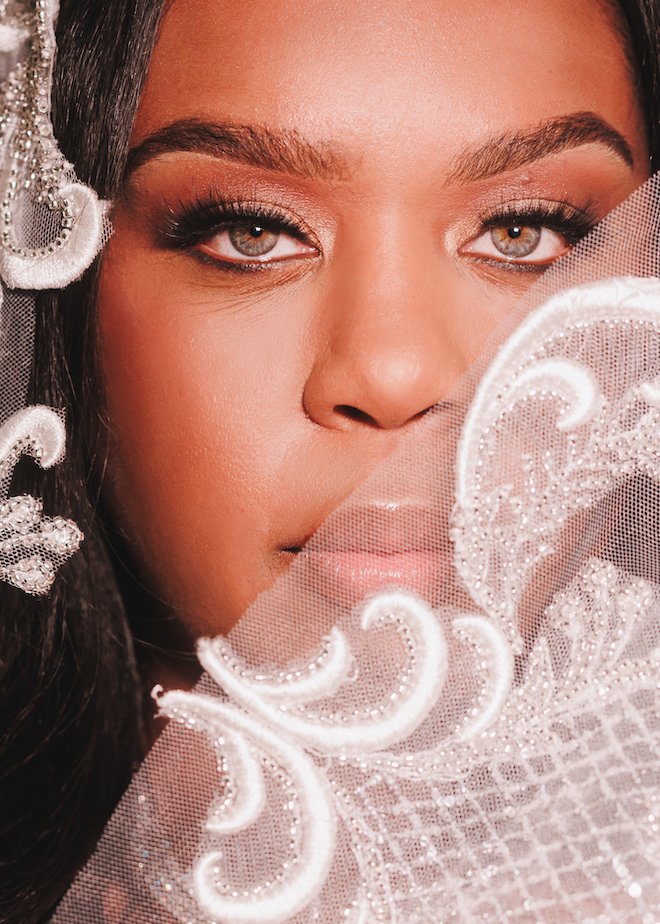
[{"left": 97, "top": 0, "right": 650, "bottom": 654}]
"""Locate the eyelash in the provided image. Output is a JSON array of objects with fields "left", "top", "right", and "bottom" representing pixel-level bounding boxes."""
[
  {"left": 158, "top": 194, "right": 598, "bottom": 275},
  {"left": 464, "top": 200, "right": 598, "bottom": 272},
  {"left": 159, "top": 193, "right": 316, "bottom": 272}
]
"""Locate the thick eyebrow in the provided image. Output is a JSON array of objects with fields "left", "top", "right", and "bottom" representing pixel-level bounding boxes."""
[
  {"left": 447, "top": 112, "right": 634, "bottom": 185},
  {"left": 124, "top": 119, "right": 346, "bottom": 182}
]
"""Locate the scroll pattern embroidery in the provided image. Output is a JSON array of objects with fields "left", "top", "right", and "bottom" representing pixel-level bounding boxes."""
[
  {"left": 0, "top": 405, "right": 82, "bottom": 593},
  {"left": 148, "top": 277, "right": 660, "bottom": 923}
]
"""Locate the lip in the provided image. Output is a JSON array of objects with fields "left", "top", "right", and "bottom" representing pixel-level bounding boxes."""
[
  {"left": 303, "top": 548, "right": 452, "bottom": 602},
  {"left": 291, "top": 500, "right": 454, "bottom": 604}
]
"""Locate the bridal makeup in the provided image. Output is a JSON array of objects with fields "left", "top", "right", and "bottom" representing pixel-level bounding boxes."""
[{"left": 96, "top": 0, "right": 650, "bottom": 647}]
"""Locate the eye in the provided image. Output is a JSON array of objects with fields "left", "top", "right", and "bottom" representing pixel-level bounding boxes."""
[
  {"left": 461, "top": 223, "right": 569, "bottom": 265},
  {"left": 198, "top": 223, "right": 317, "bottom": 263}
]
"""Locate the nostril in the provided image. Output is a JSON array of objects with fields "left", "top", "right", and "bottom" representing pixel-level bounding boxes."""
[
  {"left": 333, "top": 403, "right": 434, "bottom": 428},
  {"left": 334, "top": 405, "right": 379, "bottom": 427}
]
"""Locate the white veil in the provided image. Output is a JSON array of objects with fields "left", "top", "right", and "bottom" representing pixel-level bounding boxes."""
[{"left": 48, "top": 175, "right": 660, "bottom": 923}]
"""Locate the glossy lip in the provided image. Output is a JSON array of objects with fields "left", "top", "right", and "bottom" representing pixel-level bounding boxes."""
[{"left": 289, "top": 500, "right": 454, "bottom": 604}]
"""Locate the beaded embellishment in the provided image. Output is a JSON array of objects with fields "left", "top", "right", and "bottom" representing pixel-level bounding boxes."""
[
  {"left": 0, "top": 0, "right": 108, "bottom": 595},
  {"left": 138, "top": 276, "right": 660, "bottom": 923},
  {"left": 0, "top": 0, "right": 108, "bottom": 289},
  {"left": 0, "top": 406, "right": 81, "bottom": 593}
]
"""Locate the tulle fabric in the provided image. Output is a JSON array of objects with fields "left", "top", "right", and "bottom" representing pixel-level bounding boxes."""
[{"left": 45, "top": 174, "right": 660, "bottom": 924}]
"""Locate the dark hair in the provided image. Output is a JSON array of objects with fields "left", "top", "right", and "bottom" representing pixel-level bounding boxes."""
[
  {"left": 1, "top": 1, "right": 660, "bottom": 922},
  {"left": 616, "top": 0, "right": 660, "bottom": 172},
  {"left": 0, "top": 3, "right": 166, "bottom": 922}
]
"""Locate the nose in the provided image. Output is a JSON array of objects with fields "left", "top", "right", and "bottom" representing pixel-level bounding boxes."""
[{"left": 303, "top": 245, "right": 467, "bottom": 431}]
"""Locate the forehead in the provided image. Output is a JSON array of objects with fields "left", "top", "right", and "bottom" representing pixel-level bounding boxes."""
[{"left": 134, "top": 0, "right": 642, "bottom": 171}]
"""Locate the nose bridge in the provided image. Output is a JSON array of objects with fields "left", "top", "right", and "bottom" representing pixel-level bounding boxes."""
[{"left": 303, "top": 233, "right": 467, "bottom": 431}]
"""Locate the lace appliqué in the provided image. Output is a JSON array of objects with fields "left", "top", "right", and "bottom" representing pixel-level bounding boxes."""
[
  {"left": 0, "top": 1, "right": 104, "bottom": 597},
  {"left": 156, "top": 593, "right": 512, "bottom": 924},
  {"left": 140, "top": 277, "right": 660, "bottom": 923},
  {"left": 0, "top": 0, "right": 109, "bottom": 290},
  {"left": 0, "top": 405, "right": 82, "bottom": 593},
  {"left": 454, "top": 276, "right": 660, "bottom": 624}
]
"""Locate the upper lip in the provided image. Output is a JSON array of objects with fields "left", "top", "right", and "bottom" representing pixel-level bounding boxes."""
[{"left": 295, "top": 500, "right": 452, "bottom": 556}]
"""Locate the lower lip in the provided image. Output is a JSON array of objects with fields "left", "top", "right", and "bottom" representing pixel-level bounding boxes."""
[{"left": 304, "top": 549, "right": 452, "bottom": 604}]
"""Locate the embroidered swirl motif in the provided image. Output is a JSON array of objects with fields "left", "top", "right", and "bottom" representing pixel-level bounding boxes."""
[
  {"left": 453, "top": 275, "right": 660, "bottom": 636},
  {"left": 157, "top": 592, "right": 513, "bottom": 923},
  {"left": 145, "top": 277, "right": 660, "bottom": 923},
  {"left": 0, "top": 405, "right": 82, "bottom": 593},
  {"left": 0, "top": 0, "right": 108, "bottom": 290}
]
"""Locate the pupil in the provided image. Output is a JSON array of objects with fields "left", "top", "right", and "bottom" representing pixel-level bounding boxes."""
[
  {"left": 250, "top": 225, "right": 265, "bottom": 238},
  {"left": 508, "top": 226, "right": 522, "bottom": 239}
]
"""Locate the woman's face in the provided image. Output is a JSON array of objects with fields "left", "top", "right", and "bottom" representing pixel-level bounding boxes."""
[{"left": 97, "top": 0, "right": 649, "bottom": 640}]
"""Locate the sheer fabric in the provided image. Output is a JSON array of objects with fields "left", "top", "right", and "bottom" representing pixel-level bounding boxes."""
[{"left": 46, "top": 176, "right": 660, "bottom": 924}]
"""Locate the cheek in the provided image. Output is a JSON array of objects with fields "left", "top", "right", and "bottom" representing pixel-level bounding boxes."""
[{"left": 95, "top": 250, "right": 316, "bottom": 634}]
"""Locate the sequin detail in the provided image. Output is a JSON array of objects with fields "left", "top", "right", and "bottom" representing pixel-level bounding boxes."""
[
  {"left": 140, "top": 277, "right": 660, "bottom": 923},
  {"left": 0, "top": 405, "right": 82, "bottom": 593},
  {"left": 0, "top": 0, "right": 108, "bottom": 289}
]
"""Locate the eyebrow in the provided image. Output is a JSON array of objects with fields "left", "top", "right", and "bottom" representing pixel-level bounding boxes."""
[
  {"left": 447, "top": 112, "right": 634, "bottom": 184},
  {"left": 125, "top": 111, "right": 634, "bottom": 189},
  {"left": 124, "top": 119, "right": 346, "bottom": 182}
]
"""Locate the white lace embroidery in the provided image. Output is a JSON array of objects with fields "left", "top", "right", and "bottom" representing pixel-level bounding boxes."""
[
  {"left": 0, "top": 0, "right": 109, "bottom": 290},
  {"left": 139, "top": 277, "right": 660, "bottom": 923},
  {"left": 155, "top": 593, "right": 513, "bottom": 921},
  {"left": 454, "top": 276, "right": 660, "bottom": 628},
  {"left": 0, "top": 1, "right": 109, "bottom": 597},
  {"left": 0, "top": 405, "right": 82, "bottom": 593},
  {"left": 46, "top": 272, "right": 660, "bottom": 923}
]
